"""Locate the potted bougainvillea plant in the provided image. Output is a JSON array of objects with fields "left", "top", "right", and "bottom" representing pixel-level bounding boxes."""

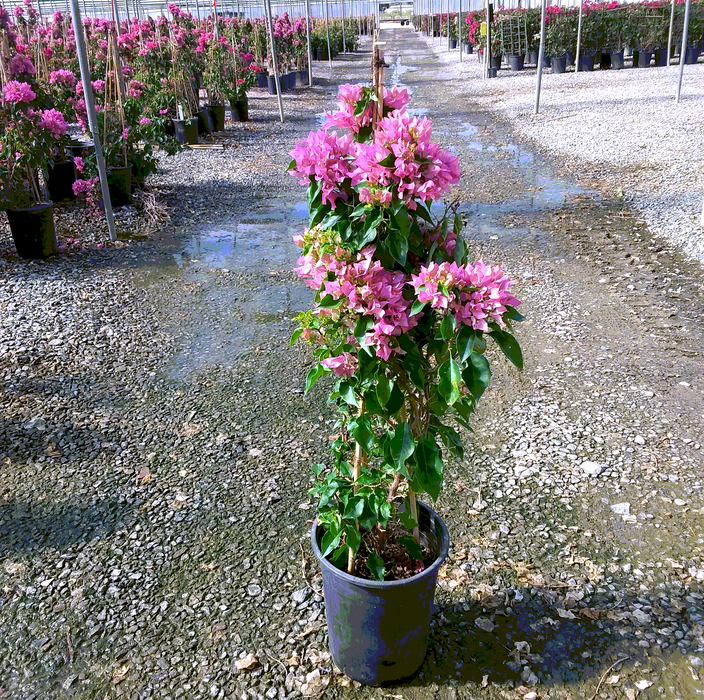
[{"left": 289, "top": 83, "right": 523, "bottom": 685}]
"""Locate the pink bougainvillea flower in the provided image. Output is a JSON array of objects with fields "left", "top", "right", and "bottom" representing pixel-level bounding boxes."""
[
  {"left": 3, "top": 80, "right": 35, "bottom": 104},
  {"left": 39, "top": 108, "right": 68, "bottom": 138},
  {"left": 321, "top": 352, "right": 357, "bottom": 378},
  {"left": 49, "top": 69, "right": 76, "bottom": 86}
]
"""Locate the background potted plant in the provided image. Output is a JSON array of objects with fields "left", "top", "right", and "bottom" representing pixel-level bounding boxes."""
[
  {"left": 289, "top": 82, "right": 523, "bottom": 685},
  {"left": 0, "top": 73, "right": 69, "bottom": 258},
  {"left": 545, "top": 13, "right": 576, "bottom": 73}
]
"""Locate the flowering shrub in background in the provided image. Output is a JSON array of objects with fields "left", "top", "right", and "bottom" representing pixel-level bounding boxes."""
[{"left": 289, "top": 84, "right": 523, "bottom": 580}]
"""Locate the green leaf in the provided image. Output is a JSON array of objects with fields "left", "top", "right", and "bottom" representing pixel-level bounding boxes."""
[
  {"left": 437, "top": 424, "right": 464, "bottom": 459},
  {"left": 317, "top": 294, "right": 342, "bottom": 309},
  {"left": 366, "top": 551, "right": 385, "bottom": 581},
  {"left": 345, "top": 524, "right": 361, "bottom": 553},
  {"left": 305, "top": 364, "right": 326, "bottom": 394},
  {"left": 338, "top": 382, "right": 359, "bottom": 408},
  {"left": 386, "top": 225, "right": 408, "bottom": 266},
  {"left": 321, "top": 210, "right": 344, "bottom": 230},
  {"left": 375, "top": 373, "right": 393, "bottom": 406},
  {"left": 379, "top": 153, "right": 396, "bottom": 168},
  {"left": 438, "top": 357, "right": 461, "bottom": 405},
  {"left": 287, "top": 157, "right": 297, "bottom": 171},
  {"left": 455, "top": 325, "right": 475, "bottom": 363},
  {"left": 328, "top": 544, "right": 348, "bottom": 569},
  {"left": 398, "top": 335, "right": 425, "bottom": 390},
  {"left": 290, "top": 327, "right": 303, "bottom": 347},
  {"left": 453, "top": 234, "right": 467, "bottom": 265},
  {"left": 439, "top": 313, "right": 456, "bottom": 340},
  {"left": 462, "top": 352, "right": 491, "bottom": 400},
  {"left": 321, "top": 529, "right": 342, "bottom": 558},
  {"left": 343, "top": 496, "right": 365, "bottom": 520},
  {"left": 349, "top": 416, "right": 374, "bottom": 454},
  {"left": 385, "top": 384, "right": 405, "bottom": 415},
  {"left": 398, "top": 503, "right": 417, "bottom": 531},
  {"left": 504, "top": 305, "right": 525, "bottom": 323},
  {"left": 400, "top": 535, "right": 423, "bottom": 561},
  {"left": 350, "top": 202, "right": 369, "bottom": 221},
  {"left": 311, "top": 463, "right": 325, "bottom": 476},
  {"left": 410, "top": 299, "right": 426, "bottom": 316},
  {"left": 412, "top": 437, "right": 443, "bottom": 501},
  {"left": 490, "top": 329, "right": 524, "bottom": 369},
  {"left": 390, "top": 422, "right": 415, "bottom": 473}
]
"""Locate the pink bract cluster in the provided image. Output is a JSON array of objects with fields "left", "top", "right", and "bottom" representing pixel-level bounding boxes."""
[
  {"left": 410, "top": 261, "right": 520, "bottom": 332},
  {"left": 3, "top": 80, "right": 35, "bottom": 103},
  {"left": 295, "top": 241, "right": 418, "bottom": 363},
  {"left": 322, "top": 83, "right": 411, "bottom": 133},
  {"left": 39, "top": 108, "right": 68, "bottom": 137}
]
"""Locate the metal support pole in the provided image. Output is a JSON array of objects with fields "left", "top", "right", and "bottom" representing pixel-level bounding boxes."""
[
  {"left": 69, "top": 0, "right": 117, "bottom": 242},
  {"left": 264, "top": 0, "right": 285, "bottom": 121},
  {"left": 666, "top": 0, "right": 675, "bottom": 67},
  {"left": 341, "top": 0, "right": 347, "bottom": 53},
  {"left": 575, "top": 0, "right": 583, "bottom": 72},
  {"left": 305, "top": 0, "right": 313, "bottom": 85},
  {"left": 458, "top": 0, "right": 462, "bottom": 61},
  {"left": 324, "top": 0, "right": 333, "bottom": 68},
  {"left": 534, "top": 0, "right": 546, "bottom": 113},
  {"left": 486, "top": 0, "right": 491, "bottom": 76},
  {"left": 676, "top": 0, "right": 691, "bottom": 103}
]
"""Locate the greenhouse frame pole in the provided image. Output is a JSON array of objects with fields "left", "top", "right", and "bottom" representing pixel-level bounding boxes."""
[
  {"left": 446, "top": 0, "right": 450, "bottom": 50},
  {"left": 458, "top": 0, "right": 462, "bottom": 62},
  {"left": 675, "top": 0, "right": 691, "bottom": 103},
  {"left": 575, "top": 0, "right": 583, "bottom": 71},
  {"left": 305, "top": 0, "right": 313, "bottom": 85},
  {"left": 69, "top": 0, "right": 117, "bottom": 242},
  {"left": 534, "top": 0, "right": 547, "bottom": 114},
  {"left": 324, "top": 0, "right": 333, "bottom": 68},
  {"left": 666, "top": 0, "right": 675, "bottom": 66},
  {"left": 341, "top": 0, "right": 347, "bottom": 53},
  {"left": 264, "top": 0, "right": 285, "bottom": 121}
]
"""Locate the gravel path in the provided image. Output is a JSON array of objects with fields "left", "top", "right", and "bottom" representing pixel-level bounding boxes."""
[
  {"left": 421, "top": 33, "right": 704, "bottom": 265},
  {"left": 1, "top": 26, "right": 704, "bottom": 700}
]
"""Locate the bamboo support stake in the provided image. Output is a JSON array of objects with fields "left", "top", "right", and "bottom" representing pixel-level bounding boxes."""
[
  {"left": 575, "top": 0, "right": 583, "bottom": 72},
  {"left": 408, "top": 490, "right": 420, "bottom": 543},
  {"left": 666, "top": 0, "right": 675, "bottom": 67}
]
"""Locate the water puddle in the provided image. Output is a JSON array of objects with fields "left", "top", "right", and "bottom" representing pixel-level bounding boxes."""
[{"left": 148, "top": 199, "right": 313, "bottom": 379}]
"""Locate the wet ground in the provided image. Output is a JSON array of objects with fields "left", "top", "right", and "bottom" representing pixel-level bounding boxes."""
[{"left": 1, "top": 25, "right": 704, "bottom": 700}]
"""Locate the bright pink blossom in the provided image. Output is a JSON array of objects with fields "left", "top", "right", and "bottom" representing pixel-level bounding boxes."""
[
  {"left": 3, "top": 80, "right": 35, "bottom": 104},
  {"left": 321, "top": 352, "right": 357, "bottom": 378},
  {"left": 39, "top": 108, "right": 67, "bottom": 137}
]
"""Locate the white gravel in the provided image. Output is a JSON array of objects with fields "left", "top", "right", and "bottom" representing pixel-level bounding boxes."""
[{"left": 420, "top": 33, "right": 704, "bottom": 265}]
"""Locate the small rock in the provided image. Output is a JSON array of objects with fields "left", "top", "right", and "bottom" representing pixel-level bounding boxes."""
[
  {"left": 25, "top": 416, "right": 46, "bottom": 431},
  {"left": 292, "top": 588, "right": 309, "bottom": 604},
  {"left": 246, "top": 584, "right": 262, "bottom": 597},
  {"left": 690, "top": 656, "right": 703, "bottom": 667},
  {"left": 632, "top": 609, "right": 651, "bottom": 625},
  {"left": 475, "top": 617, "right": 495, "bottom": 633},
  {"left": 611, "top": 502, "right": 630, "bottom": 516},
  {"left": 581, "top": 460, "right": 604, "bottom": 476}
]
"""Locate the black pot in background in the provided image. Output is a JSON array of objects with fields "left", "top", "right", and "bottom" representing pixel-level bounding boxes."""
[
  {"left": 490, "top": 55, "right": 501, "bottom": 70},
  {"left": 525, "top": 49, "right": 538, "bottom": 64},
  {"left": 47, "top": 160, "right": 77, "bottom": 202},
  {"left": 267, "top": 74, "right": 281, "bottom": 95},
  {"left": 195, "top": 109, "right": 213, "bottom": 136},
  {"left": 106, "top": 165, "right": 132, "bottom": 207},
  {"left": 543, "top": 54, "right": 552, "bottom": 68},
  {"left": 685, "top": 46, "right": 701, "bottom": 64},
  {"left": 551, "top": 54, "right": 567, "bottom": 74},
  {"left": 300, "top": 69, "right": 309, "bottom": 85},
  {"left": 449, "top": 38, "right": 457, "bottom": 49},
  {"left": 578, "top": 54, "right": 595, "bottom": 71},
  {"left": 229, "top": 98, "right": 249, "bottom": 122},
  {"left": 462, "top": 42, "right": 472, "bottom": 54},
  {"left": 6, "top": 202, "right": 57, "bottom": 259},
  {"left": 637, "top": 50, "right": 653, "bottom": 67},
  {"left": 600, "top": 52, "right": 611, "bottom": 68},
  {"left": 165, "top": 119, "right": 176, "bottom": 136},
  {"left": 610, "top": 50, "right": 625, "bottom": 69},
  {"left": 654, "top": 48, "right": 669, "bottom": 66},
  {"left": 256, "top": 71, "right": 268, "bottom": 88},
  {"left": 507, "top": 54, "right": 523, "bottom": 71},
  {"left": 207, "top": 104, "right": 226, "bottom": 132},
  {"left": 487, "top": 67, "right": 498, "bottom": 78},
  {"left": 315, "top": 47, "right": 323, "bottom": 61},
  {"left": 173, "top": 117, "right": 198, "bottom": 145},
  {"left": 311, "top": 501, "right": 449, "bottom": 685},
  {"left": 69, "top": 139, "right": 94, "bottom": 159},
  {"left": 566, "top": 51, "right": 575, "bottom": 66}
]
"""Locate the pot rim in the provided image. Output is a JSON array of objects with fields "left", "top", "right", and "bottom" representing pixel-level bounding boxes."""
[
  {"left": 311, "top": 500, "right": 449, "bottom": 590},
  {"left": 8, "top": 201, "right": 53, "bottom": 212}
]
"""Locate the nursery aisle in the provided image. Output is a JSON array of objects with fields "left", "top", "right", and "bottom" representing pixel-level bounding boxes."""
[{"left": 1, "top": 25, "right": 704, "bottom": 700}]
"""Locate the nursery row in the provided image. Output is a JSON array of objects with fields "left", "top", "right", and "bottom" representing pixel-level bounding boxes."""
[
  {"left": 0, "top": 1, "right": 371, "bottom": 257},
  {"left": 413, "top": 0, "right": 704, "bottom": 65}
]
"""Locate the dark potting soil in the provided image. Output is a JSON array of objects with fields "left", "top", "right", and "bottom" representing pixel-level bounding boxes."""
[{"left": 353, "top": 518, "right": 434, "bottom": 581}]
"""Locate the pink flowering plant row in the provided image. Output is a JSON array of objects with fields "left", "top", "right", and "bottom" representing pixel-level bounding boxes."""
[{"left": 289, "top": 84, "right": 523, "bottom": 580}]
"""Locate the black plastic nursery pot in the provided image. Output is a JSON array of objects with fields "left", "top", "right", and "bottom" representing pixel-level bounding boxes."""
[
  {"left": 462, "top": 42, "right": 473, "bottom": 54},
  {"left": 207, "top": 104, "right": 226, "bottom": 132},
  {"left": 46, "top": 160, "right": 77, "bottom": 202},
  {"left": 196, "top": 109, "right": 213, "bottom": 136},
  {"left": 636, "top": 50, "right": 653, "bottom": 67},
  {"left": 311, "top": 501, "right": 450, "bottom": 686},
  {"left": 525, "top": 49, "right": 538, "bottom": 64},
  {"left": 299, "top": 69, "right": 309, "bottom": 85},
  {"left": 578, "top": 54, "right": 595, "bottom": 71},
  {"left": 449, "top": 38, "right": 457, "bottom": 49},
  {"left": 685, "top": 46, "right": 701, "bottom": 64},
  {"left": 267, "top": 74, "right": 279, "bottom": 95},
  {"left": 106, "top": 165, "right": 132, "bottom": 207},
  {"left": 6, "top": 202, "right": 57, "bottom": 259},
  {"left": 173, "top": 117, "right": 198, "bottom": 145},
  {"left": 507, "top": 54, "right": 523, "bottom": 71},
  {"left": 551, "top": 55, "right": 567, "bottom": 74},
  {"left": 654, "top": 48, "right": 669, "bottom": 66},
  {"left": 610, "top": 50, "right": 625, "bottom": 69},
  {"left": 600, "top": 52, "right": 611, "bottom": 68},
  {"left": 490, "top": 55, "right": 501, "bottom": 70},
  {"left": 256, "top": 71, "right": 268, "bottom": 88},
  {"left": 230, "top": 98, "right": 249, "bottom": 122}
]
